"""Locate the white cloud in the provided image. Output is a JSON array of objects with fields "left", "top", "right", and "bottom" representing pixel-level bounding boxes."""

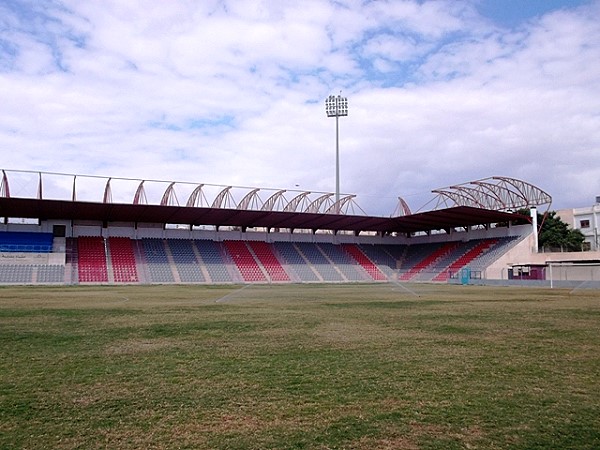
[{"left": 0, "top": 0, "right": 599, "bottom": 216}]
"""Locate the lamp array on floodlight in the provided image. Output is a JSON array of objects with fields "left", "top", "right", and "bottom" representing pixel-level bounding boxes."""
[
  {"left": 325, "top": 95, "right": 348, "bottom": 117},
  {"left": 325, "top": 94, "right": 348, "bottom": 211}
]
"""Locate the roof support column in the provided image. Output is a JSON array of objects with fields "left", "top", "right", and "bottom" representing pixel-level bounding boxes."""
[{"left": 531, "top": 207, "right": 538, "bottom": 253}]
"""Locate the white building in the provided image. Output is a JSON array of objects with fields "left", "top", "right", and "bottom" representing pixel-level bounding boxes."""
[{"left": 557, "top": 197, "right": 600, "bottom": 251}]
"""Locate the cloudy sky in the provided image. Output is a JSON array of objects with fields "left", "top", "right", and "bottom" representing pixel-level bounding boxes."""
[{"left": 1, "top": 0, "right": 599, "bottom": 216}]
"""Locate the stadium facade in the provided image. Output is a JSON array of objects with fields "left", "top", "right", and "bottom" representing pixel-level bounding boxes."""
[{"left": 1, "top": 169, "right": 595, "bottom": 287}]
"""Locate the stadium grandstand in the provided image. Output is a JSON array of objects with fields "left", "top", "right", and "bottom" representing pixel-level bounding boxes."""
[{"left": 0, "top": 169, "right": 555, "bottom": 285}]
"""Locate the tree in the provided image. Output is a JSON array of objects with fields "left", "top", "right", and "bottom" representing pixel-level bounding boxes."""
[
  {"left": 537, "top": 211, "right": 585, "bottom": 252},
  {"left": 515, "top": 209, "right": 586, "bottom": 252}
]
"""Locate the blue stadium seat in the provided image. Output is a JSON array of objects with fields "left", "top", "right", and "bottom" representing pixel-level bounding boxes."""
[{"left": 0, "top": 232, "right": 53, "bottom": 253}]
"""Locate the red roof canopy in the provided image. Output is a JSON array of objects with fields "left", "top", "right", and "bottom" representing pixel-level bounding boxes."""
[{"left": 0, "top": 197, "right": 529, "bottom": 234}]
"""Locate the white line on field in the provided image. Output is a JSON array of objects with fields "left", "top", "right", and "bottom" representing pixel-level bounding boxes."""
[
  {"left": 214, "top": 285, "right": 251, "bottom": 303},
  {"left": 389, "top": 279, "right": 420, "bottom": 297}
]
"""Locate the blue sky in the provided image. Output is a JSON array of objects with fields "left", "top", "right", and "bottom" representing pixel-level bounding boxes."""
[
  {"left": 0, "top": 0, "right": 599, "bottom": 215},
  {"left": 477, "top": 0, "right": 589, "bottom": 27}
]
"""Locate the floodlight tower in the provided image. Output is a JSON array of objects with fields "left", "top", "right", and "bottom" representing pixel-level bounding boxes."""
[{"left": 325, "top": 94, "right": 348, "bottom": 211}]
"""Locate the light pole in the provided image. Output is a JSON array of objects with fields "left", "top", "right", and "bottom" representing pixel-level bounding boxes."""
[{"left": 325, "top": 94, "right": 348, "bottom": 211}]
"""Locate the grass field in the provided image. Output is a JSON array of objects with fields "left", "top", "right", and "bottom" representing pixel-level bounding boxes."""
[{"left": 1, "top": 283, "right": 599, "bottom": 449}]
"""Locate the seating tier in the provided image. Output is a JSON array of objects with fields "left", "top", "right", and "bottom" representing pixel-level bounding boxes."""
[
  {"left": 223, "top": 240, "right": 266, "bottom": 282},
  {"left": 109, "top": 237, "right": 139, "bottom": 283},
  {"left": 0, "top": 235, "right": 520, "bottom": 285},
  {"left": 342, "top": 244, "right": 387, "bottom": 280},
  {"left": 168, "top": 240, "right": 205, "bottom": 283},
  {"left": 195, "top": 240, "right": 234, "bottom": 283},
  {"left": 78, "top": 236, "right": 108, "bottom": 283},
  {"left": 141, "top": 238, "right": 174, "bottom": 283},
  {"left": 247, "top": 241, "right": 290, "bottom": 282}
]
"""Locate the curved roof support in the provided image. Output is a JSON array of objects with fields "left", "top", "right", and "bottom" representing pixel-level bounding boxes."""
[
  {"left": 392, "top": 196, "right": 411, "bottom": 217},
  {"left": 342, "top": 195, "right": 367, "bottom": 215},
  {"left": 211, "top": 186, "right": 234, "bottom": 209},
  {"left": 470, "top": 180, "right": 525, "bottom": 210},
  {"left": 237, "top": 188, "right": 261, "bottom": 210},
  {"left": 0, "top": 170, "right": 9, "bottom": 198},
  {"left": 283, "top": 191, "right": 311, "bottom": 212},
  {"left": 261, "top": 190, "right": 287, "bottom": 211},
  {"left": 432, "top": 176, "right": 552, "bottom": 212},
  {"left": 103, "top": 178, "right": 112, "bottom": 204},
  {"left": 428, "top": 192, "right": 450, "bottom": 211},
  {"left": 325, "top": 195, "right": 356, "bottom": 214},
  {"left": 431, "top": 189, "right": 475, "bottom": 208},
  {"left": 475, "top": 185, "right": 513, "bottom": 210},
  {"left": 160, "top": 182, "right": 179, "bottom": 206},
  {"left": 469, "top": 181, "right": 509, "bottom": 208},
  {"left": 433, "top": 186, "right": 482, "bottom": 208},
  {"left": 492, "top": 176, "right": 552, "bottom": 208},
  {"left": 487, "top": 178, "right": 528, "bottom": 206},
  {"left": 305, "top": 193, "right": 334, "bottom": 213},
  {"left": 186, "top": 184, "right": 208, "bottom": 208},
  {"left": 449, "top": 186, "right": 488, "bottom": 208},
  {"left": 133, "top": 181, "right": 147, "bottom": 205}
]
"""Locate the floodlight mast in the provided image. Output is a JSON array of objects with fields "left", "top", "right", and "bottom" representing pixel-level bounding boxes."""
[{"left": 325, "top": 94, "right": 348, "bottom": 213}]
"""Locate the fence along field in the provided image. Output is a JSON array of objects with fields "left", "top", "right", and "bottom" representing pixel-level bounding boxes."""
[{"left": 1, "top": 283, "right": 599, "bottom": 449}]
